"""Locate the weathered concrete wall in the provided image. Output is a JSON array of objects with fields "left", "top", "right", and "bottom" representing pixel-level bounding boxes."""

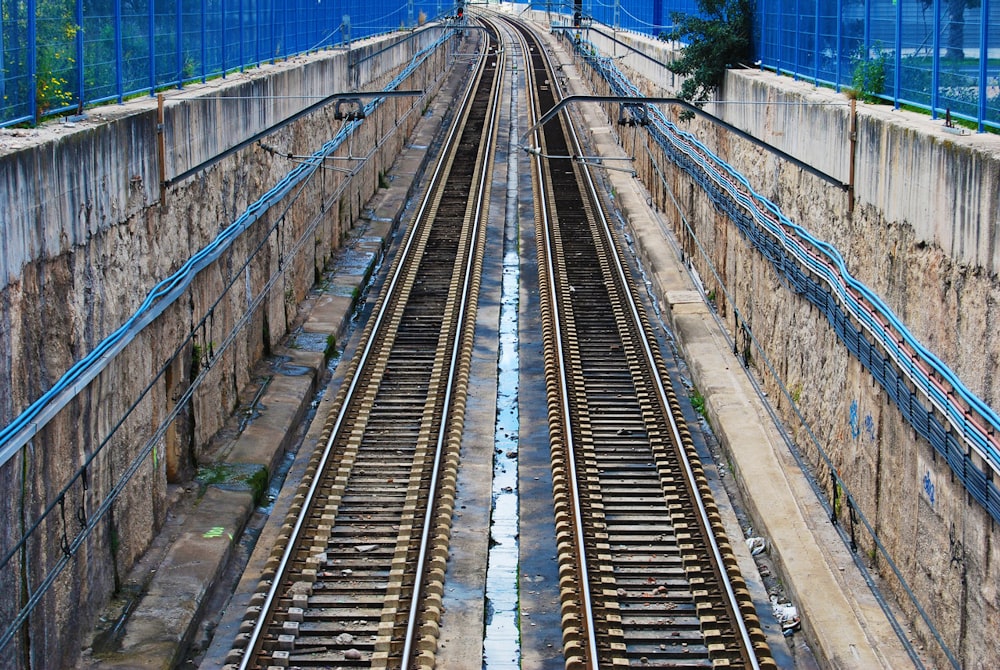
[
  {"left": 0, "top": 27, "right": 452, "bottom": 669},
  {"left": 581, "top": 28, "right": 1000, "bottom": 668}
]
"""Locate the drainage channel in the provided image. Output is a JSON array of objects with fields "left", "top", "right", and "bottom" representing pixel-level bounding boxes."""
[{"left": 483, "top": 41, "right": 524, "bottom": 668}]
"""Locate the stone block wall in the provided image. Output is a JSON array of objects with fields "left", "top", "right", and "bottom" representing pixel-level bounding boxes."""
[
  {"left": 0, "top": 28, "right": 450, "bottom": 668},
  {"left": 582, "top": 28, "right": 1000, "bottom": 668}
]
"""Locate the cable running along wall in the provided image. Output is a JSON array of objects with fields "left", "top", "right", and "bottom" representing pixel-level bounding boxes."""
[{"left": 579, "top": 42, "right": 1000, "bottom": 527}]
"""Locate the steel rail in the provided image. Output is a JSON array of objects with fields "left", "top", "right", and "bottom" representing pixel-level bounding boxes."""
[
  {"left": 560, "top": 76, "right": 763, "bottom": 670},
  {"left": 510, "top": 18, "right": 602, "bottom": 668},
  {"left": 235, "top": 30, "right": 488, "bottom": 670},
  {"left": 516, "top": 16, "right": 762, "bottom": 667},
  {"left": 399, "top": 17, "right": 503, "bottom": 666}
]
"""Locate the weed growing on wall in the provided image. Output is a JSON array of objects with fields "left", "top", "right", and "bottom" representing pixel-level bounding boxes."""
[{"left": 849, "top": 43, "right": 887, "bottom": 104}]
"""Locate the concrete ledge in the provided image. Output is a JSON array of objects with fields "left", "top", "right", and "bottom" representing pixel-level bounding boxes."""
[
  {"left": 548, "top": 27, "right": 916, "bottom": 665},
  {"left": 671, "top": 303, "right": 913, "bottom": 668},
  {"left": 97, "top": 488, "right": 253, "bottom": 669},
  {"left": 226, "top": 366, "right": 318, "bottom": 476},
  {"left": 83, "top": 40, "right": 466, "bottom": 670}
]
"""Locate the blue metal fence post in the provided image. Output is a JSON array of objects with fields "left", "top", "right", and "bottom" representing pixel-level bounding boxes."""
[
  {"left": 1, "top": 4, "right": 5, "bottom": 102},
  {"left": 931, "top": 0, "right": 939, "bottom": 118},
  {"left": 221, "top": 0, "right": 227, "bottom": 76},
  {"left": 239, "top": 0, "right": 244, "bottom": 71},
  {"left": 893, "top": 0, "right": 901, "bottom": 108},
  {"left": 115, "top": 0, "right": 123, "bottom": 102},
  {"left": 75, "top": 0, "right": 84, "bottom": 108},
  {"left": 863, "top": 0, "right": 870, "bottom": 59},
  {"left": 835, "top": 0, "right": 842, "bottom": 90},
  {"left": 175, "top": 0, "right": 182, "bottom": 86},
  {"left": 776, "top": 0, "right": 782, "bottom": 73},
  {"left": 793, "top": 0, "right": 799, "bottom": 79},
  {"left": 201, "top": 0, "right": 207, "bottom": 82},
  {"left": 814, "top": 0, "right": 819, "bottom": 85},
  {"left": 759, "top": 0, "right": 766, "bottom": 70},
  {"left": 148, "top": 0, "right": 155, "bottom": 94},
  {"left": 978, "top": 0, "right": 989, "bottom": 132},
  {"left": 29, "top": 0, "right": 37, "bottom": 123}
]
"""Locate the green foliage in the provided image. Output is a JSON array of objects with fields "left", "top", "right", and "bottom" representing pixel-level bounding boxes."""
[
  {"left": 663, "top": 0, "right": 753, "bottom": 110},
  {"left": 34, "top": 4, "right": 78, "bottom": 114},
  {"left": 191, "top": 343, "right": 204, "bottom": 377},
  {"left": 849, "top": 44, "right": 887, "bottom": 103},
  {"left": 690, "top": 389, "right": 707, "bottom": 417}
]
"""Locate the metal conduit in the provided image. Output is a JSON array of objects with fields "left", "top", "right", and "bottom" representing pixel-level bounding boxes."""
[
  {"left": 576, "top": 43, "right": 1000, "bottom": 527},
  {"left": 0, "top": 32, "right": 451, "bottom": 470},
  {"left": 577, "top": 40, "right": 962, "bottom": 666}
]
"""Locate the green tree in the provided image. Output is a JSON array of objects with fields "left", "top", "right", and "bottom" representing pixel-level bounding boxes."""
[{"left": 663, "top": 0, "right": 753, "bottom": 108}]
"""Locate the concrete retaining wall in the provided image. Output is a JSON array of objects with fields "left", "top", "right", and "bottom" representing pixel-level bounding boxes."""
[
  {"left": 581, "top": 28, "right": 1000, "bottom": 668},
  {"left": 0, "top": 27, "right": 451, "bottom": 668}
]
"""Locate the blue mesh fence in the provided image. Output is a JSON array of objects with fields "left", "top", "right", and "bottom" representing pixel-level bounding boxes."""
[
  {"left": 756, "top": 0, "right": 999, "bottom": 132},
  {"left": 544, "top": 0, "right": 702, "bottom": 35},
  {"left": 533, "top": 0, "right": 998, "bottom": 132},
  {"left": 0, "top": 0, "right": 444, "bottom": 127}
]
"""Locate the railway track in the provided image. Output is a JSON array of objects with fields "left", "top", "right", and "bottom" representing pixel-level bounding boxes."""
[
  {"left": 223, "top": 12, "right": 775, "bottom": 669},
  {"left": 225, "top": 22, "right": 501, "bottom": 670},
  {"left": 509, "top": 18, "right": 775, "bottom": 669}
]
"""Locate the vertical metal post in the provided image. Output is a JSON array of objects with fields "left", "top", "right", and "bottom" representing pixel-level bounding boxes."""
[
  {"left": 0, "top": 9, "right": 4, "bottom": 103},
  {"left": 29, "top": 0, "right": 37, "bottom": 123},
  {"left": 775, "top": 0, "right": 782, "bottom": 74},
  {"left": 238, "top": 0, "right": 244, "bottom": 71},
  {"left": 75, "top": 0, "right": 84, "bottom": 108},
  {"left": 221, "top": 0, "right": 226, "bottom": 76},
  {"left": 269, "top": 0, "right": 275, "bottom": 62},
  {"left": 813, "top": 0, "right": 819, "bottom": 85},
  {"left": 281, "top": 0, "right": 287, "bottom": 59},
  {"left": 893, "top": 0, "right": 901, "bottom": 108},
  {"left": 115, "top": 0, "right": 123, "bottom": 102},
  {"left": 148, "top": 0, "right": 155, "bottom": 94},
  {"left": 835, "top": 0, "right": 843, "bottom": 90},
  {"left": 200, "top": 0, "right": 207, "bottom": 82},
  {"left": 157, "top": 93, "right": 166, "bottom": 203},
  {"left": 759, "top": 0, "right": 766, "bottom": 71},
  {"left": 931, "top": 0, "right": 940, "bottom": 119},
  {"left": 793, "top": 0, "right": 799, "bottom": 79},
  {"left": 175, "top": 0, "right": 182, "bottom": 87},
  {"left": 978, "top": 0, "right": 988, "bottom": 132},
  {"left": 863, "top": 0, "right": 870, "bottom": 61},
  {"left": 848, "top": 97, "right": 856, "bottom": 215}
]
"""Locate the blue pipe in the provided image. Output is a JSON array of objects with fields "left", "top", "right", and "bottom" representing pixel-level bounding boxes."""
[
  {"left": 0, "top": 30, "right": 449, "bottom": 468},
  {"left": 582, "top": 42, "right": 1000, "bottom": 508}
]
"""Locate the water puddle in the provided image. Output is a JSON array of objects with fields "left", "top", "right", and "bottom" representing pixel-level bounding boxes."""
[
  {"left": 483, "top": 48, "right": 523, "bottom": 667},
  {"left": 483, "top": 252, "right": 521, "bottom": 667}
]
